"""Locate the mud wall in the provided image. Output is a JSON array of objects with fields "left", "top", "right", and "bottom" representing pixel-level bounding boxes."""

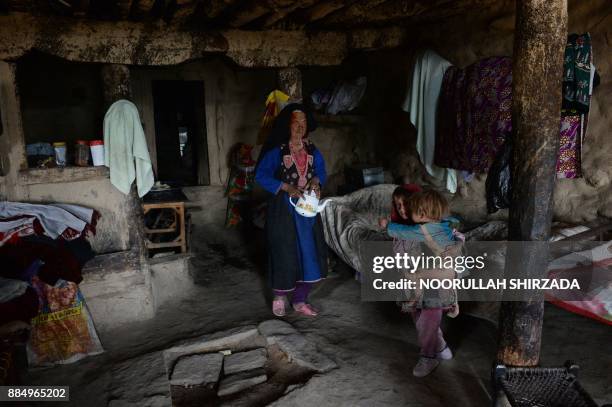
[
  {"left": 131, "top": 59, "right": 276, "bottom": 186},
  {"left": 131, "top": 59, "right": 375, "bottom": 189},
  {"left": 0, "top": 60, "right": 131, "bottom": 253}
]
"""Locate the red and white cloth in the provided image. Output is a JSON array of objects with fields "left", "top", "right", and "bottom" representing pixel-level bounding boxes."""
[
  {"left": 547, "top": 241, "right": 612, "bottom": 326},
  {"left": 0, "top": 202, "right": 98, "bottom": 244}
]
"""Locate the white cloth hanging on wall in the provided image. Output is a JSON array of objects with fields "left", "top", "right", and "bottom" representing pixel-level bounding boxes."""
[
  {"left": 103, "top": 99, "right": 154, "bottom": 197},
  {"left": 402, "top": 50, "right": 457, "bottom": 193}
]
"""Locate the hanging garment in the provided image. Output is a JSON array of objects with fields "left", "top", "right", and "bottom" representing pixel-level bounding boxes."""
[
  {"left": 103, "top": 99, "right": 154, "bottom": 197},
  {"left": 563, "top": 33, "right": 593, "bottom": 113},
  {"left": 225, "top": 143, "right": 256, "bottom": 227},
  {"left": 403, "top": 50, "right": 457, "bottom": 193},
  {"left": 557, "top": 115, "right": 582, "bottom": 179},
  {"left": 485, "top": 140, "right": 512, "bottom": 214},
  {"left": 436, "top": 57, "right": 513, "bottom": 174}
]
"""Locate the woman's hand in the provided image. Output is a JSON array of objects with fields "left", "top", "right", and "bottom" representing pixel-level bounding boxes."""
[
  {"left": 305, "top": 177, "right": 321, "bottom": 198},
  {"left": 378, "top": 218, "right": 389, "bottom": 228},
  {"left": 281, "top": 183, "right": 303, "bottom": 198}
]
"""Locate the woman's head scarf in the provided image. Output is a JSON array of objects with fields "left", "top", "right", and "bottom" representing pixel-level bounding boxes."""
[{"left": 256, "top": 103, "right": 318, "bottom": 167}]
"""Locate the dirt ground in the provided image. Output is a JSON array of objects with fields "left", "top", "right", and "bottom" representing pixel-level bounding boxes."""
[{"left": 25, "top": 188, "right": 612, "bottom": 407}]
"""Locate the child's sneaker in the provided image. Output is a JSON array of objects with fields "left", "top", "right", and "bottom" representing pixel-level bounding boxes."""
[
  {"left": 413, "top": 357, "right": 440, "bottom": 377},
  {"left": 436, "top": 345, "right": 453, "bottom": 360}
]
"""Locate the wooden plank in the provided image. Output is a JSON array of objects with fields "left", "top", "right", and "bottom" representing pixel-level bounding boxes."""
[
  {"left": 178, "top": 202, "right": 186, "bottom": 253},
  {"left": 144, "top": 227, "right": 178, "bottom": 233},
  {"left": 562, "top": 223, "right": 612, "bottom": 241},
  {"left": 497, "top": 0, "right": 568, "bottom": 368},
  {"left": 19, "top": 166, "right": 109, "bottom": 185}
]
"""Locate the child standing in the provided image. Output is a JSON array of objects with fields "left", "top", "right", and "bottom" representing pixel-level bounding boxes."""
[{"left": 386, "top": 189, "right": 461, "bottom": 377}]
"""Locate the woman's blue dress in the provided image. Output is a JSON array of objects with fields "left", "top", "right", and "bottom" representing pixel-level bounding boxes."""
[{"left": 255, "top": 145, "right": 327, "bottom": 287}]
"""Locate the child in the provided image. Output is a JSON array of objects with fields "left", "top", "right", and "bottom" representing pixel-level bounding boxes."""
[
  {"left": 386, "top": 189, "right": 461, "bottom": 378},
  {"left": 378, "top": 184, "right": 422, "bottom": 228}
]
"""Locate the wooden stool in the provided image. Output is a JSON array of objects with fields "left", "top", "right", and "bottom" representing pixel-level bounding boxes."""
[{"left": 142, "top": 201, "right": 187, "bottom": 254}]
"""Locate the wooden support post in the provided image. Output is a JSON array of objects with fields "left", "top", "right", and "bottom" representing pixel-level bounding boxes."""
[
  {"left": 497, "top": 0, "right": 567, "bottom": 367},
  {"left": 277, "top": 67, "right": 302, "bottom": 102},
  {"left": 0, "top": 61, "right": 27, "bottom": 200},
  {"left": 101, "top": 64, "right": 132, "bottom": 109},
  {"left": 100, "top": 63, "right": 147, "bottom": 259}
]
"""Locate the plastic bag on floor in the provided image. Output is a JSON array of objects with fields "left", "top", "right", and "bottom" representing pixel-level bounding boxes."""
[
  {"left": 486, "top": 140, "right": 512, "bottom": 213},
  {"left": 27, "top": 277, "right": 103, "bottom": 366}
]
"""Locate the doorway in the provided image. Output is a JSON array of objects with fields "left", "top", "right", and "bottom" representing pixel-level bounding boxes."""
[{"left": 152, "top": 80, "right": 209, "bottom": 186}]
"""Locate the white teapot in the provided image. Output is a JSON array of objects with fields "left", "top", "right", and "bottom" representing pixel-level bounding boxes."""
[{"left": 290, "top": 190, "right": 333, "bottom": 217}]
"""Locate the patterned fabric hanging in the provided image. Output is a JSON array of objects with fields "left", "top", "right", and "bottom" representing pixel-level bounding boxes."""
[
  {"left": 225, "top": 144, "right": 256, "bottom": 227},
  {"left": 563, "top": 33, "right": 592, "bottom": 113},
  {"left": 256, "top": 90, "right": 290, "bottom": 145},
  {"left": 435, "top": 57, "right": 513, "bottom": 174},
  {"left": 557, "top": 114, "right": 582, "bottom": 179}
]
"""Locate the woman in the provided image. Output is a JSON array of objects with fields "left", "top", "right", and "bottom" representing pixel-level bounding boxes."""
[{"left": 255, "top": 103, "right": 327, "bottom": 317}]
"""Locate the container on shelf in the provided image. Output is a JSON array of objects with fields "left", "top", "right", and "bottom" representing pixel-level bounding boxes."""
[
  {"left": 52, "top": 142, "right": 67, "bottom": 167},
  {"left": 75, "top": 140, "right": 90, "bottom": 166},
  {"left": 90, "top": 140, "right": 105, "bottom": 166}
]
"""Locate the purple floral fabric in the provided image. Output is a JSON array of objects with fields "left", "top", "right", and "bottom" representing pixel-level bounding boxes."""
[
  {"left": 435, "top": 57, "right": 513, "bottom": 173},
  {"left": 557, "top": 115, "right": 581, "bottom": 179}
]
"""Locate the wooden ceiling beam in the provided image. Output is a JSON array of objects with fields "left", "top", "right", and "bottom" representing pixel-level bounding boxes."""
[
  {"left": 116, "top": 0, "right": 134, "bottom": 19},
  {"left": 280, "top": 0, "right": 349, "bottom": 28},
  {"left": 315, "top": 0, "right": 495, "bottom": 28},
  {"left": 314, "top": 0, "right": 414, "bottom": 28},
  {"left": 225, "top": 0, "right": 272, "bottom": 28},
  {"left": 169, "top": 0, "right": 199, "bottom": 24},
  {"left": 255, "top": 0, "right": 320, "bottom": 29},
  {"left": 199, "top": 0, "right": 240, "bottom": 19},
  {"left": 0, "top": 13, "right": 410, "bottom": 67},
  {"left": 1, "top": 0, "right": 37, "bottom": 13},
  {"left": 71, "top": 0, "right": 90, "bottom": 17},
  {"left": 133, "top": 0, "right": 156, "bottom": 16}
]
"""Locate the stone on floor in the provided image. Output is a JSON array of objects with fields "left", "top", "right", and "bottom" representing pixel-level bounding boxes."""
[
  {"left": 258, "top": 319, "right": 298, "bottom": 337},
  {"left": 170, "top": 352, "right": 224, "bottom": 386},
  {"left": 223, "top": 348, "right": 267, "bottom": 376},
  {"left": 270, "top": 333, "right": 337, "bottom": 373},
  {"left": 163, "top": 325, "right": 265, "bottom": 374},
  {"left": 217, "top": 368, "right": 268, "bottom": 397}
]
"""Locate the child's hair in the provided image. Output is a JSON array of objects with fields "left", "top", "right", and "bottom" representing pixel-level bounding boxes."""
[
  {"left": 407, "top": 190, "right": 449, "bottom": 222},
  {"left": 391, "top": 185, "right": 421, "bottom": 224},
  {"left": 392, "top": 186, "right": 414, "bottom": 202}
]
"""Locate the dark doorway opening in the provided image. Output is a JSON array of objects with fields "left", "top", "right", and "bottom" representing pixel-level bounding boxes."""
[{"left": 152, "top": 80, "right": 209, "bottom": 186}]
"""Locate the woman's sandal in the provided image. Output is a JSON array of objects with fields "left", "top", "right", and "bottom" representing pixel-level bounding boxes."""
[
  {"left": 272, "top": 298, "right": 286, "bottom": 317},
  {"left": 292, "top": 303, "right": 319, "bottom": 316}
]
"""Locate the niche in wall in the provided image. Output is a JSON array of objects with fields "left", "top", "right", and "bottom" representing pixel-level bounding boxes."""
[
  {"left": 17, "top": 52, "right": 105, "bottom": 167},
  {"left": 301, "top": 53, "right": 369, "bottom": 117}
]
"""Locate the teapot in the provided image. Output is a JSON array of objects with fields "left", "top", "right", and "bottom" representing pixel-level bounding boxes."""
[{"left": 290, "top": 190, "right": 333, "bottom": 217}]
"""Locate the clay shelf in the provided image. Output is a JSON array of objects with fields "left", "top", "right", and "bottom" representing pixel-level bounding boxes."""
[{"left": 19, "top": 166, "right": 109, "bottom": 185}]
